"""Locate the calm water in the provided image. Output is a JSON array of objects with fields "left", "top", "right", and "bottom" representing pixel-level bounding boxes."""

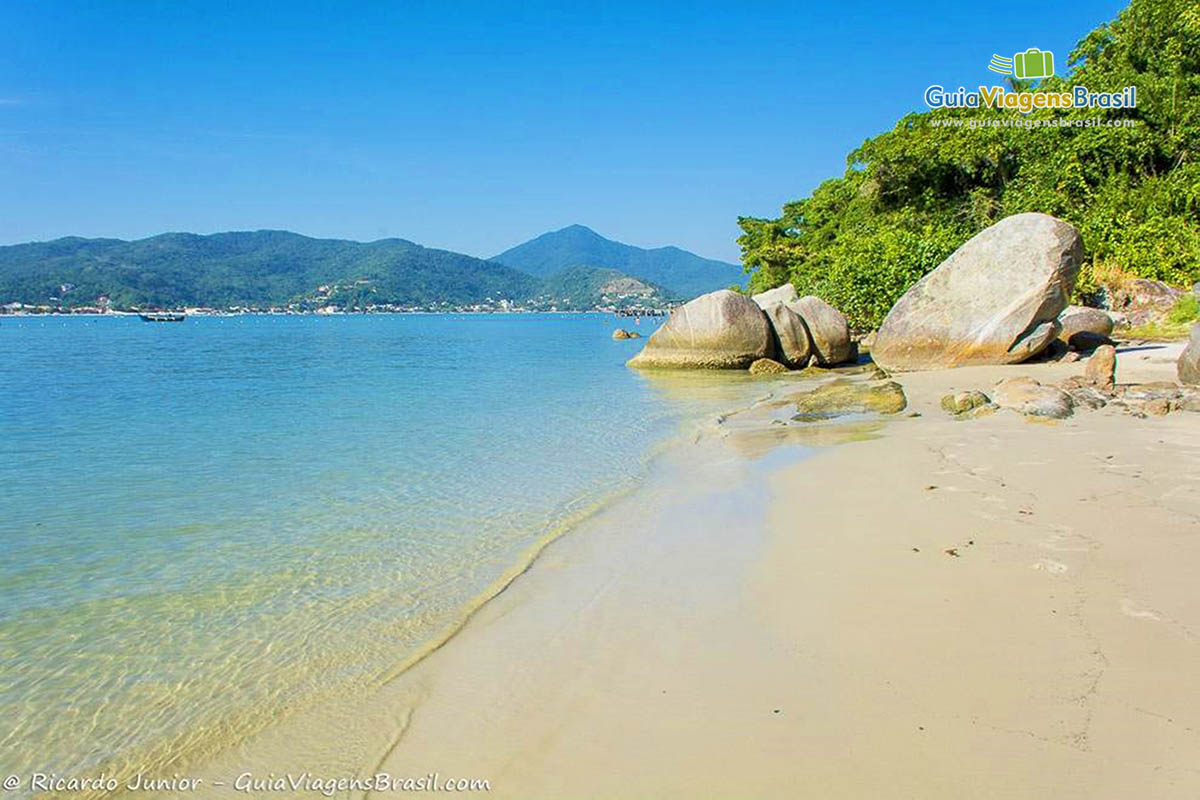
[{"left": 0, "top": 313, "right": 762, "bottom": 785}]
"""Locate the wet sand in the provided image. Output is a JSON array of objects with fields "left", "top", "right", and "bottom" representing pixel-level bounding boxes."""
[{"left": 170, "top": 343, "right": 1200, "bottom": 799}]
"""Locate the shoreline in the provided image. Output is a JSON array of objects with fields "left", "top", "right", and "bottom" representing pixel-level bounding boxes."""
[
  {"left": 136, "top": 343, "right": 1200, "bottom": 799},
  {"left": 114, "top": 370, "right": 790, "bottom": 800}
]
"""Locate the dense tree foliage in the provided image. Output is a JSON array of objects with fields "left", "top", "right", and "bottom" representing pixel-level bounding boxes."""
[{"left": 738, "top": 0, "right": 1200, "bottom": 327}]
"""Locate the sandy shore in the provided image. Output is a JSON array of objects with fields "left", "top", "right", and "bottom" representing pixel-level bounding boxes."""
[{"left": 168, "top": 342, "right": 1200, "bottom": 799}]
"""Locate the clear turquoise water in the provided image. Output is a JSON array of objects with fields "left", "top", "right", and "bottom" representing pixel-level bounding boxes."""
[{"left": 0, "top": 313, "right": 760, "bottom": 783}]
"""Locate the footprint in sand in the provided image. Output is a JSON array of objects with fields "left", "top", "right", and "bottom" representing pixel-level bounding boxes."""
[
  {"left": 1032, "top": 559, "right": 1069, "bottom": 574},
  {"left": 1120, "top": 599, "right": 1161, "bottom": 621}
]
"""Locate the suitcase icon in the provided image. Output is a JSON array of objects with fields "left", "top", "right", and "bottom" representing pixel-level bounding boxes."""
[{"left": 1013, "top": 48, "right": 1054, "bottom": 80}]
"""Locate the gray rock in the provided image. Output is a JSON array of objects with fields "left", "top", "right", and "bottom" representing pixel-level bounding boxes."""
[
  {"left": 1057, "top": 305, "right": 1114, "bottom": 350},
  {"left": 1084, "top": 344, "right": 1117, "bottom": 390},
  {"left": 1066, "top": 385, "right": 1109, "bottom": 410},
  {"left": 627, "top": 289, "right": 773, "bottom": 370},
  {"left": 992, "top": 376, "right": 1075, "bottom": 419},
  {"left": 872, "top": 213, "right": 1081, "bottom": 371},
  {"left": 1179, "top": 323, "right": 1200, "bottom": 385},
  {"left": 762, "top": 302, "right": 813, "bottom": 368},
  {"left": 751, "top": 283, "right": 799, "bottom": 309},
  {"left": 612, "top": 328, "right": 631, "bottom": 340},
  {"left": 792, "top": 295, "right": 853, "bottom": 365}
]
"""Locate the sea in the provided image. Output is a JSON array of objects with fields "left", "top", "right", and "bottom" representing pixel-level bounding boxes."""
[{"left": 0, "top": 313, "right": 766, "bottom": 788}]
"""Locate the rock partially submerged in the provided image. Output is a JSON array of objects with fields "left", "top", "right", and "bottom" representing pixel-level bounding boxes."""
[
  {"left": 992, "top": 376, "right": 1075, "bottom": 419},
  {"left": 872, "top": 213, "right": 1082, "bottom": 371},
  {"left": 627, "top": 290, "right": 773, "bottom": 370},
  {"left": 748, "top": 357, "right": 789, "bottom": 375},
  {"left": 791, "top": 378, "right": 907, "bottom": 421},
  {"left": 1179, "top": 323, "right": 1200, "bottom": 385},
  {"left": 612, "top": 328, "right": 633, "bottom": 340},
  {"left": 751, "top": 283, "right": 799, "bottom": 309}
]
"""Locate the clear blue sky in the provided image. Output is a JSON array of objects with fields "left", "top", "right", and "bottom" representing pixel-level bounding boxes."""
[{"left": 1, "top": 0, "right": 1126, "bottom": 262}]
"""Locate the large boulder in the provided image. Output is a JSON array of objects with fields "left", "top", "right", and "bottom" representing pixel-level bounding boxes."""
[
  {"left": 752, "top": 283, "right": 799, "bottom": 309},
  {"left": 872, "top": 213, "right": 1082, "bottom": 371},
  {"left": 762, "top": 303, "right": 813, "bottom": 368},
  {"left": 1057, "top": 305, "right": 1114, "bottom": 350},
  {"left": 792, "top": 296, "right": 853, "bottom": 365},
  {"left": 1179, "top": 323, "right": 1200, "bottom": 385},
  {"left": 626, "top": 290, "right": 773, "bottom": 370}
]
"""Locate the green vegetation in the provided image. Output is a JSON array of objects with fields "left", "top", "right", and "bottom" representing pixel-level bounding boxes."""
[
  {"left": 737, "top": 0, "right": 1200, "bottom": 328},
  {"left": 0, "top": 231, "right": 542, "bottom": 310},
  {"left": 1127, "top": 293, "right": 1200, "bottom": 339},
  {"left": 493, "top": 224, "right": 741, "bottom": 300},
  {"left": 0, "top": 229, "right": 696, "bottom": 311}
]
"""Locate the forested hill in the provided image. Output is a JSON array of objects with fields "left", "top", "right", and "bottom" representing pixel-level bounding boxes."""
[
  {"left": 0, "top": 230, "right": 543, "bottom": 309},
  {"left": 737, "top": 0, "right": 1199, "bottom": 328},
  {"left": 493, "top": 224, "right": 741, "bottom": 299}
]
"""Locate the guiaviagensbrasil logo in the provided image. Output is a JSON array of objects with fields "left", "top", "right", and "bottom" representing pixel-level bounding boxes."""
[
  {"left": 988, "top": 49, "right": 1055, "bottom": 80},
  {"left": 924, "top": 47, "right": 1136, "bottom": 114}
]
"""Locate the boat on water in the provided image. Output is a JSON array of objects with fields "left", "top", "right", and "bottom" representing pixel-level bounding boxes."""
[{"left": 138, "top": 311, "right": 187, "bottom": 322}]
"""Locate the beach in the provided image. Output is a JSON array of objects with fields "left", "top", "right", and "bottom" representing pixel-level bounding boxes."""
[{"left": 142, "top": 340, "right": 1200, "bottom": 799}]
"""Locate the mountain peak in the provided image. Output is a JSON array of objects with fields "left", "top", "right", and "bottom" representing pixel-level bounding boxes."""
[{"left": 492, "top": 227, "right": 741, "bottom": 299}]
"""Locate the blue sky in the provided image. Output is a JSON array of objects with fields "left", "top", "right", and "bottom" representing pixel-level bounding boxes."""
[{"left": 0, "top": 0, "right": 1126, "bottom": 262}]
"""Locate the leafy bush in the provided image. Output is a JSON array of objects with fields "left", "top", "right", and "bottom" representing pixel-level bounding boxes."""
[{"left": 738, "top": 0, "right": 1200, "bottom": 328}]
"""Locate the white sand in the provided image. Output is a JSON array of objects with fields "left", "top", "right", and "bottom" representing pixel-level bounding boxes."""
[{"left": 169, "top": 343, "right": 1200, "bottom": 799}]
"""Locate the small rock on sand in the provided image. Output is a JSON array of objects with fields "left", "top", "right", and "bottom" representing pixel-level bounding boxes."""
[
  {"left": 1085, "top": 345, "right": 1117, "bottom": 390},
  {"left": 992, "top": 376, "right": 1075, "bottom": 419},
  {"left": 940, "top": 390, "right": 991, "bottom": 416},
  {"left": 791, "top": 378, "right": 908, "bottom": 421},
  {"left": 749, "top": 357, "right": 789, "bottom": 375}
]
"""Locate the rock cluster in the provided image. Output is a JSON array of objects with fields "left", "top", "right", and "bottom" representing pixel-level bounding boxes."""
[
  {"left": 627, "top": 288, "right": 854, "bottom": 371},
  {"left": 950, "top": 347, "right": 1200, "bottom": 421}
]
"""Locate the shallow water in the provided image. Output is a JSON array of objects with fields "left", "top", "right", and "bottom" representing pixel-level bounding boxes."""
[{"left": 0, "top": 313, "right": 772, "bottom": 787}]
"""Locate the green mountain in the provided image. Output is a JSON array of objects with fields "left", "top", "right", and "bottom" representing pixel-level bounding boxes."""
[
  {"left": 0, "top": 230, "right": 541, "bottom": 309},
  {"left": 492, "top": 224, "right": 741, "bottom": 300},
  {"left": 532, "top": 266, "right": 675, "bottom": 310}
]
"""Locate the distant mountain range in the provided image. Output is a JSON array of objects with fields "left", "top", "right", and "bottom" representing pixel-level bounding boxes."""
[
  {"left": 0, "top": 226, "right": 740, "bottom": 311},
  {"left": 493, "top": 224, "right": 741, "bottom": 300}
]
